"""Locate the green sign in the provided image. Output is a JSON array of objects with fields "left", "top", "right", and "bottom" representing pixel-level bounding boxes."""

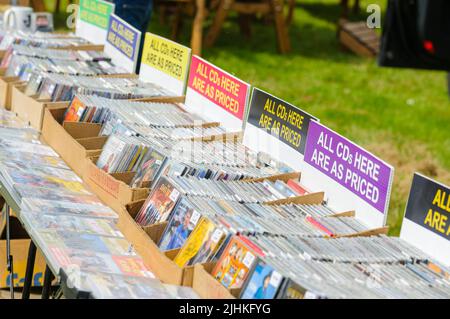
[{"left": 79, "top": 0, "right": 114, "bottom": 30}]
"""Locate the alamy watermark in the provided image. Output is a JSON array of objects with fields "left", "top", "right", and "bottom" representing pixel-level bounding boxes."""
[
  {"left": 367, "top": 4, "right": 381, "bottom": 29},
  {"left": 66, "top": 4, "right": 79, "bottom": 30}
]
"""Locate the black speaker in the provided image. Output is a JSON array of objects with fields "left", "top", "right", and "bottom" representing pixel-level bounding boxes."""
[{"left": 379, "top": 0, "right": 450, "bottom": 71}]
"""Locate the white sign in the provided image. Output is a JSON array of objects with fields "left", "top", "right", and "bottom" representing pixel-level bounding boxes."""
[
  {"left": 400, "top": 173, "right": 450, "bottom": 266},
  {"left": 139, "top": 33, "right": 191, "bottom": 96},
  {"left": 75, "top": 0, "right": 115, "bottom": 45},
  {"left": 243, "top": 88, "right": 318, "bottom": 170},
  {"left": 301, "top": 121, "right": 394, "bottom": 229},
  {"left": 184, "top": 55, "right": 251, "bottom": 133},
  {"left": 104, "top": 14, "right": 141, "bottom": 73}
]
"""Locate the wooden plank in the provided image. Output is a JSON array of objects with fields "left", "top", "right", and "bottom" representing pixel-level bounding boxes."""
[
  {"left": 270, "top": 0, "right": 291, "bottom": 54},
  {"left": 231, "top": 3, "right": 270, "bottom": 15},
  {"left": 204, "top": 0, "right": 235, "bottom": 48},
  {"left": 339, "top": 30, "right": 376, "bottom": 57},
  {"left": 191, "top": 0, "right": 207, "bottom": 55},
  {"left": 31, "top": 0, "right": 46, "bottom": 11}
]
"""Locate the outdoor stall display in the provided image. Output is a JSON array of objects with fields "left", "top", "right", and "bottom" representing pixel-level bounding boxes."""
[{"left": 0, "top": 1, "right": 449, "bottom": 300}]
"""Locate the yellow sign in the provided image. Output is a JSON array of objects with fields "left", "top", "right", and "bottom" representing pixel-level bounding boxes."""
[{"left": 141, "top": 33, "right": 191, "bottom": 82}]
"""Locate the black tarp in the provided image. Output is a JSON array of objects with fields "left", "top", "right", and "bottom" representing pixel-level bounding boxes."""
[{"left": 379, "top": 0, "right": 450, "bottom": 71}]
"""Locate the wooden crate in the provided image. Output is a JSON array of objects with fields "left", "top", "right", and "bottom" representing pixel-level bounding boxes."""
[{"left": 338, "top": 20, "right": 380, "bottom": 58}]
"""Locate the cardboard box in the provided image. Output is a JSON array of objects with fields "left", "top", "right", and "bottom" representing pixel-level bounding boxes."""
[
  {"left": 124, "top": 200, "right": 236, "bottom": 297},
  {"left": 41, "top": 108, "right": 106, "bottom": 177},
  {"left": 0, "top": 215, "right": 46, "bottom": 289},
  {"left": 83, "top": 157, "right": 149, "bottom": 214},
  {"left": 11, "top": 85, "right": 69, "bottom": 130},
  {"left": 0, "top": 239, "right": 47, "bottom": 289},
  {"left": 115, "top": 203, "right": 184, "bottom": 285},
  {"left": 183, "top": 263, "right": 236, "bottom": 299}
]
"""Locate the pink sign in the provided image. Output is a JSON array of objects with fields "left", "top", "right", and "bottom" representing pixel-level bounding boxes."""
[{"left": 188, "top": 56, "right": 249, "bottom": 120}]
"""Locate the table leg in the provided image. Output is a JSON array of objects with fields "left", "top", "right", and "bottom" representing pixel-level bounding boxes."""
[
  {"left": 41, "top": 265, "right": 54, "bottom": 299},
  {"left": 5, "top": 204, "right": 14, "bottom": 299},
  {"left": 22, "top": 241, "right": 36, "bottom": 300}
]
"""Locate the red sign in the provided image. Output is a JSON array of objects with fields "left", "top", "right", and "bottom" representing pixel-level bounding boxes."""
[{"left": 188, "top": 56, "right": 249, "bottom": 120}]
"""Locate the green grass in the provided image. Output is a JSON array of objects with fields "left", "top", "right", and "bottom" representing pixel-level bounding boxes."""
[{"left": 50, "top": 0, "right": 450, "bottom": 235}]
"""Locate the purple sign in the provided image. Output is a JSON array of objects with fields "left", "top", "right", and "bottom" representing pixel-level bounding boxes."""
[{"left": 304, "top": 121, "right": 393, "bottom": 213}]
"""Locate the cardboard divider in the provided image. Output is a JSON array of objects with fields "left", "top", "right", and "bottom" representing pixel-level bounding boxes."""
[
  {"left": 63, "top": 121, "right": 102, "bottom": 138},
  {"left": 243, "top": 172, "right": 301, "bottom": 183},
  {"left": 76, "top": 136, "right": 108, "bottom": 150},
  {"left": 116, "top": 205, "right": 184, "bottom": 285},
  {"left": 335, "top": 226, "right": 390, "bottom": 238},
  {"left": 52, "top": 44, "right": 105, "bottom": 51},
  {"left": 0, "top": 76, "right": 23, "bottom": 110},
  {"left": 264, "top": 192, "right": 325, "bottom": 206},
  {"left": 11, "top": 85, "right": 69, "bottom": 130},
  {"left": 132, "top": 96, "right": 186, "bottom": 104},
  {"left": 41, "top": 108, "right": 105, "bottom": 177},
  {"left": 98, "top": 73, "right": 138, "bottom": 79},
  {"left": 125, "top": 199, "right": 146, "bottom": 219},
  {"left": 331, "top": 211, "right": 356, "bottom": 218},
  {"left": 83, "top": 156, "right": 149, "bottom": 214},
  {"left": 125, "top": 199, "right": 168, "bottom": 243},
  {"left": 142, "top": 222, "right": 168, "bottom": 244},
  {"left": 265, "top": 195, "right": 384, "bottom": 237},
  {"left": 190, "top": 131, "right": 243, "bottom": 143}
]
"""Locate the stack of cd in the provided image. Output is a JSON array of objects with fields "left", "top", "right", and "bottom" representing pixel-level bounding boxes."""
[
  {"left": 24, "top": 73, "right": 172, "bottom": 101},
  {"left": 0, "top": 30, "right": 89, "bottom": 50},
  {"left": 66, "top": 271, "right": 200, "bottom": 299},
  {"left": 96, "top": 134, "right": 166, "bottom": 177},
  {"left": 249, "top": 234, "right": 428, "bottom": 264},
  {"left": 166, "top": 175, "right": 304, "bottom": 203},
  {"left": 0, "top": 108, "right": 200, "bottom": 299},
  {"left": 135, "top": 180, "right": 368, "bottom": 240},
  {"left": 241, "top": 256, "right": 450, "bottom": 299},
  {"left": 4, "top": 55, "right": 125, "bottom": 78},
  {"left": 5, "top": 44, "right": 111, "bottom": 62}
]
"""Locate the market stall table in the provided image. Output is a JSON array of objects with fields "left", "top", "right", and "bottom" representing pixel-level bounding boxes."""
[{"left": 0, "top": 182, "right": 56, "bottom": 300}]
